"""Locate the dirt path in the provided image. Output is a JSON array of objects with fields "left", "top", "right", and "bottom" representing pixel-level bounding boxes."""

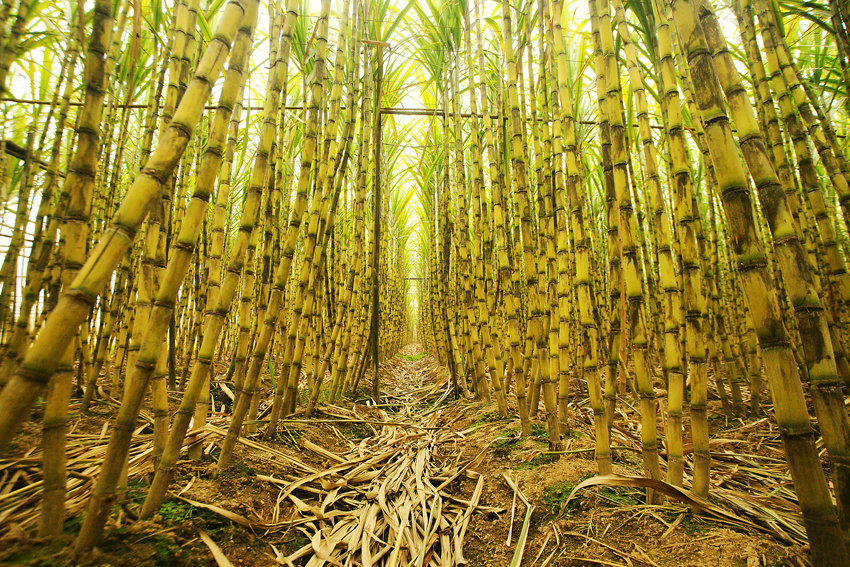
[{"left": 0, "top": 346, "right": 813, "bottom": 566}]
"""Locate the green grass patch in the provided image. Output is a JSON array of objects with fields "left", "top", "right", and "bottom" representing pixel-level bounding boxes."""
[
  {"left": 493, "top": 423, "right": 552, "bottom": 458},
  {"left": 513, "top": 452, "right": 559, "bottom": 470},
  {"left": 542, "top": 472, "right": 641, "bottom": 515},
  {"left": 272, "top": 425, "right": 304, "bottom": 450},
  {"left": 611, "top": 447, "right": 642, "bottom": 466},
  {"left": 562, "top": 426, "right": 586, "bottom": 440},
  {"left": 338, "top": 420, "right": 372, "bottom": 439},
  {"left": 530, "top": 422, "right": 548, "bottom": 439},
  {"left": 398, "top": 352, "right": 427, "bottom": 361},
  {"left": 493, "top": 427, "right": 522, "bottom": 453},
  {"left": 662, "top": 510, "right": 711, "bottom": 536},
  {"left": 542, "top": 478, "right": 585, "bottom": 514},
  {"left": 472, "top": 410, "right": 512, "bottom": 426},
  {"left": 680, "top": 515, "right": 710, "bottom": 536},
  {"left": 63, "top": 514, "right": 83, "bottom": 535},
  {"left": 2, "top": 539, "right": 66, "bottom": 566},
  {"left": 299, "top": 382, "right": 333, "bottom": 408},
  {"left": 153, "top": 535, "right": 181, "bottom": 566},
  {"left": 218, "top": 457, "right": 256, "bottom": 479},
  {"left": 159, "top": 500, "right": 196, "bottom": 523},
  {"left": 126, "top": 476, "right": 149, "bottom": 506},
  {"left": 593, "top": 485, "right": 641, "bottom": 507},
  {"left": 347, "top": 384, "right": 373, "bottom": 404}
]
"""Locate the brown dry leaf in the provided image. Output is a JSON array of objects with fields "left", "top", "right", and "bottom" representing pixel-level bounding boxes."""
[{"left": 198, "top": 529, "right": 234, "bottom": 567}]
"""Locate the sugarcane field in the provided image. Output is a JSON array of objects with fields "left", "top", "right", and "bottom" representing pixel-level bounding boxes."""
[{"left": 5, "top": 0, "right": 850, "bottom": 564}]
